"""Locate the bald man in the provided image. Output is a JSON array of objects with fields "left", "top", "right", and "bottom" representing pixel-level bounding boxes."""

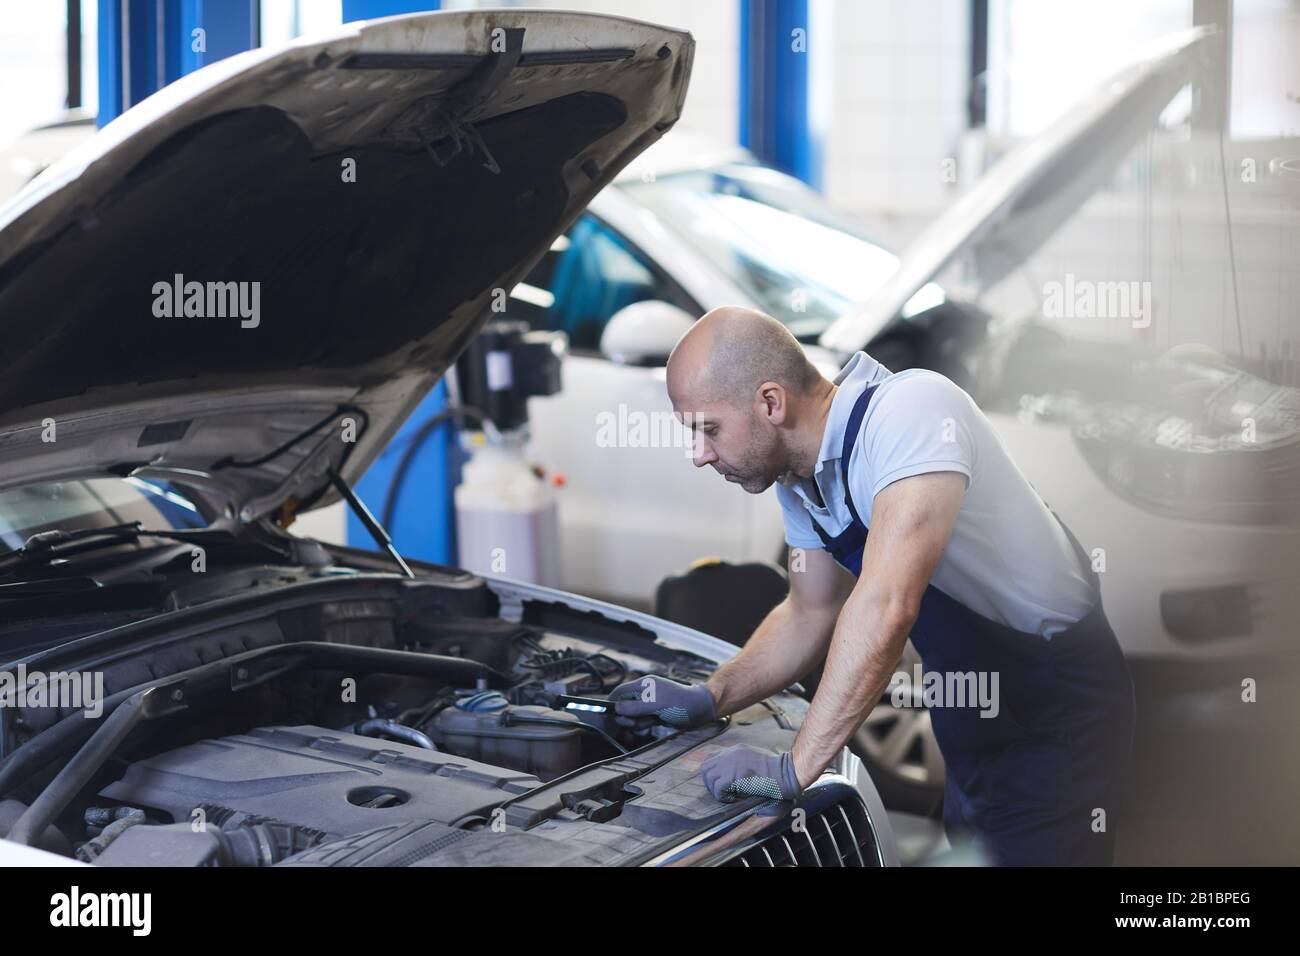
[{"left": 608, "top": 306, "right": 1136, "bottom": 866}]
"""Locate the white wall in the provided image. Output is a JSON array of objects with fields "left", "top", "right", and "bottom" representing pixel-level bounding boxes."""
[
  {"left": 821, "top": 0, "right": 969, "bottom": 236},
  {"left": 0, "top": 3, "right": 89, "bottom": 147}
]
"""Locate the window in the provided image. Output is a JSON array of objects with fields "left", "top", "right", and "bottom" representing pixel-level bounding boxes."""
[
  {"left": 0, "top": 478, "right": 206, "bottom": 554},
  {"left": 261, "top": 0, "right": 343, "bottom": 47},
  {"left": 986, "top": 0, "right": 1299, "bottom": 141},
  {"left": 509, "top": 214, "right": 685, "bottom": 353},
  {"left": 985, "top": 0, "right": 1191, "bottom": 137},
  {"left": 621, "top": 163, "right": 944, "bottom": 341},
  {"left": 0, "top": 1, "right": 97, "bottom": 147}
]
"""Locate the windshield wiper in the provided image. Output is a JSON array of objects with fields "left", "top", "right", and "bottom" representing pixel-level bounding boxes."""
[{"left": 0, "top": 521, "right": 203, "bottom": 577}]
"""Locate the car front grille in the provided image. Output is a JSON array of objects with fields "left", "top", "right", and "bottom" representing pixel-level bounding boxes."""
[{"left": 722, "top": 793, "right": 880, "bottom": 867}]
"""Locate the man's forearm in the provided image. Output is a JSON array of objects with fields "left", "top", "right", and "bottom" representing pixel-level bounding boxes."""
[
  {"left": 705, "top": 596, "right": 837, "bottom": 718},
  {"left": 789, "top": 592, "right": 914, "bottom": 788}
]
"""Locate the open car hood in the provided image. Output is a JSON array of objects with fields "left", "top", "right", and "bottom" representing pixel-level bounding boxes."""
[
  {"left": 0, "top": 9, "right": 692, "bottom": 525},
  {"left": 820, "top": 26, "right": 1216, "bottom": 353}
]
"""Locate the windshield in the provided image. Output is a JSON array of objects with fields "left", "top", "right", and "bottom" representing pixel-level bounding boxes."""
[
  {"left": 0, "top": 477, "right": 206, "bottom": 555},
  {"left": 619, "top": 162, "right": 944, "bottom": 339}
]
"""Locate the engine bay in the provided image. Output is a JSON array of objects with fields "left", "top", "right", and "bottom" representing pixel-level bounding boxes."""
[{"left": 0, "top": 572, "right": 772, "bottom": 867}]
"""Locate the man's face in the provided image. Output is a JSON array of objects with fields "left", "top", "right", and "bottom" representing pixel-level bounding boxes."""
[{"left": 676, "top": 396, "right": 785, "bottom": 494}]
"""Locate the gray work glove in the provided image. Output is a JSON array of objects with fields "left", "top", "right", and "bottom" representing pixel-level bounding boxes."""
[
  {"left": 608, "top": 675, "right": 717, "bottom": 728},
  {"left": 700, "top": 745, "right": 801, "bottom": 803}
]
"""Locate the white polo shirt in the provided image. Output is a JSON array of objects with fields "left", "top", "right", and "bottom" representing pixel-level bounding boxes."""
[{"left": 775, "top": 352, "right": 1096, "bottom": 638}]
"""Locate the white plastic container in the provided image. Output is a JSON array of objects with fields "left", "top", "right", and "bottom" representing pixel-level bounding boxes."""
[{"left": 455, "top": 435, "right": 562, "bottom": 588}]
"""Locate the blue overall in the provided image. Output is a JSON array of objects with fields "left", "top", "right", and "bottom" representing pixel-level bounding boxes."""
[{"left": 808, "top": 383, "right": 1136, "bottom": 866}]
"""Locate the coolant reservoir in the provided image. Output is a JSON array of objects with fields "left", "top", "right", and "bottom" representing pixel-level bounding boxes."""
[
  {"left": 454, "top": 433, "right": 561, "bottom": 587},
  {"left": 432, "top": 692, "right": 582, "bottom": 780}
]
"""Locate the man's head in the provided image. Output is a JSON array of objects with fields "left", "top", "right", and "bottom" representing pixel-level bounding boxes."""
[{"left": 666, "top": 306, "right": 831, "bottom": 493}]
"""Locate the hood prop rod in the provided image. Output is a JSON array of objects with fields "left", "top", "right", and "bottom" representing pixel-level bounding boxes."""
[{"left": 327, "top": 468, "right": 415, "bottom": 579}]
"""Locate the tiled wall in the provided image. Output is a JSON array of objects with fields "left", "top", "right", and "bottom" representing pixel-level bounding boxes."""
[{"left": 821, "top": 0, "right": 970, "bottom": 237}]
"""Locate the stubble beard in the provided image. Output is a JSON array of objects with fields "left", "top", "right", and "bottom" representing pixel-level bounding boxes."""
[{"left": 732, "top": 419, "right": 786, "bottom": 494}]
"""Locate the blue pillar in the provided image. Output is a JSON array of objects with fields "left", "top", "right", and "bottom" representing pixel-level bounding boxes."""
[
  {"left": 342, "top": 0, "right": 439, "bottom": 22},
  {"left": 97, "top": 0, "right": 258, "bottom": 126},
  {"left": 337, "top": 0, "right": 455, "bottom": 566},
  {"left": 739, "top": 0, "right": 818, "bottom": 188},
  {"left": 194, "top": 0, "right": 260, "bottom": 64}
]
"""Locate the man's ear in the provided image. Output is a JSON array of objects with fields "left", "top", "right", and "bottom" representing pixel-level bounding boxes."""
[{"left": 756, "top": 381, "right": 788, "bottom": 426}]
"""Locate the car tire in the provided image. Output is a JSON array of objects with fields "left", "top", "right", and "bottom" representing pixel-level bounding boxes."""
[{"left": 850, "top": 696, "right": 947, "bottom": 818}]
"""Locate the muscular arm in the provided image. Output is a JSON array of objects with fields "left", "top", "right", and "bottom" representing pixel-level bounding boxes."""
[
  {"left": 789, "top": 470, "right": 967, "bottom": 788},
  {"left": 704, "top": 547, "right": 854, "bottom": 717}
]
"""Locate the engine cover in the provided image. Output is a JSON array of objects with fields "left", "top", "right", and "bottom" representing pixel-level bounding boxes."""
[{"left": 99, "top": 725, "right": 540, "bottom": 839}]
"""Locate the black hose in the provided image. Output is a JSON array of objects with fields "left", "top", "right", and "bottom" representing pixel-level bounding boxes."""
[
  {"left": 209, "top": 405, "right": 372, "bottom": 516},
  {"left": 211, "top": 405, "right": 368, "bottom": 472},
  {"left": 76, "top": 808, "right": 146, "bottom": 862},
  {"left": 6, "top": 688, "right": 155, "bottom": 846},
  {"left": 381, "top": 405, "right": 486, "bottom": 530},
  {"left": 353, "top": 718, "right": 437, "bottom": 750}
]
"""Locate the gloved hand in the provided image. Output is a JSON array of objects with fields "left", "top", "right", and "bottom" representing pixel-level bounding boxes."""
[
  {"left": 607, "top": 675, "right": 717, "bottom": 728},
  {"left": 700, "top": 745, "right": 801, "bottom": 803}
]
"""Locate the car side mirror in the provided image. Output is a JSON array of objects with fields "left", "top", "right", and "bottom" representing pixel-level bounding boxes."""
[{"left": 599, "top": 301, "right": 696, "bottom": 366}]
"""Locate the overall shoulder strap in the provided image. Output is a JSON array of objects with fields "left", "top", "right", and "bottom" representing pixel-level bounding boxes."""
[{"left": 838, "top": 383, "right": 879, "bottom": 528}]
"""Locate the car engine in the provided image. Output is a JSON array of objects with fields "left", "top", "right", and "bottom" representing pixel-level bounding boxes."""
[{"left": 0, "top": 581, "right": 732, "bottom": 867}]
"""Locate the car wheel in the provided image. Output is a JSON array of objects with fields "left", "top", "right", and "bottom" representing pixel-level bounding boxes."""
[{"left": 849, "top": 641, "right": 946, "bottom": 817}]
